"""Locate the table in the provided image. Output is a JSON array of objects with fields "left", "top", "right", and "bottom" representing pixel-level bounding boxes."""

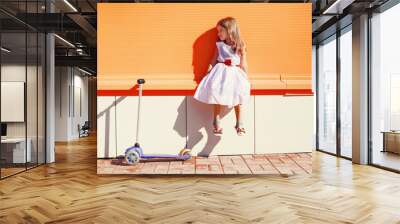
[
  {"left": 1, "top": 138, "right": 31, "bottom": 163},
  {"left": 381, "top": 131, "right": 400, "bottom": 154}
]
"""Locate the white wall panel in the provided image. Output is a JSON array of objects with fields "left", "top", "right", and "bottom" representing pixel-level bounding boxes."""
[
  {"left": 255, "top": 95, "right": 313, "bottom": 154},
  {"left": 115, "top": 96, "right": 138, "bottom": 156},
  {"left": 98, "top": 95, "right": 313, "bottom": 158},
  {"left": 97, "top": 96, "right": 117, "bottom": 158},
  {"left": 117, "top": 96, "right": 187, "bottom": 155},
  {"left": 186, "top": 96, "right": 255, "bottom": 156}
]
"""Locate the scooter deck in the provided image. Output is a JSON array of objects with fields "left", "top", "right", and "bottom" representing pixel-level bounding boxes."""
[
  {"left": 141, "top": 154, "right": 178, "bottom": 158},
  {"left": 140, "top": 154, "right": 190, "bottom": 160}
]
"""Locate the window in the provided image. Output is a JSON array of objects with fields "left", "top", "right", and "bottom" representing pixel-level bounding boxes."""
[
  {"left": 0, "top": 1, "right": 46, "bottom": 179},
  {"left": 317, "top": 35, "right": 337, "bottom": 154},
  {"left": 339, "top": 27, "right": 352, "bottom": 158},
  {"left": 370, "top": 3, "right": 400, "bottom": 171},
  {"left": 390, "top": 74, "right": 400, "bottom": 130}
]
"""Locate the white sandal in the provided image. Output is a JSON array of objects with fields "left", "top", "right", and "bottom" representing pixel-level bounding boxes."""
[
  {"left": 213, "top": 126, "right": 223, "bottom": 136},
  {"left": 213, "top": 118, "right": 223, "bottom": 136},
  {"left": 235, "top": 126, "right": 246, "bottom": 136}
]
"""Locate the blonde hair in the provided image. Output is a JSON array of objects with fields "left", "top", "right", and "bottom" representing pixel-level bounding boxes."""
[{"left": 217, "top": 17, "right": 245, "bottom": 56}]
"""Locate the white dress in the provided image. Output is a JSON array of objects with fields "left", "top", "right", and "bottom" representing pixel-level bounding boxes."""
[{"left": 194, "top": 41, "right": 251, "bottom": 107}]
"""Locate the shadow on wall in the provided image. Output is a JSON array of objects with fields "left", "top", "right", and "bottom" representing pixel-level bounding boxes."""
[
  {"left": 190, "top": 27, "right": 229, "bottom": 156},
  {"left": 97, "top": 96, "right": 127, "bottom": 158},
  {"left": 192, "top": 27, "right": 218, "bottom": 84},
  {"left": 173, "top": 97, "right": 231, "bottom": 157},
  {"left": 98, "top": 96, "right": 231, "bottom": 158},
  {"left": 99, "top": 27, "right": 225, "bottom": 158}
]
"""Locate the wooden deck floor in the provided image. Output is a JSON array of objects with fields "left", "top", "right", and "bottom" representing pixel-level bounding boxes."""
[{"left": 98, "top": 153, "right": 312, "bottom": 175}]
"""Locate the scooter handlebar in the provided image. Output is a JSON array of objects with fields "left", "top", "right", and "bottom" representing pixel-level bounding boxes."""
[{"left": 137, "top": 79, "right": 145, "bottom": 85}]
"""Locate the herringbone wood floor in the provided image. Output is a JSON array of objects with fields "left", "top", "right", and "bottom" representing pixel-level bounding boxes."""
[{"left": 1, "top": 135, "right": 400, "bottom": 224}]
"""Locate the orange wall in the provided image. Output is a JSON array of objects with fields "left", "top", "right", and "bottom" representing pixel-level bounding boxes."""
[{"left": 98, "top": 3, "right": 311, "bottom": 91}]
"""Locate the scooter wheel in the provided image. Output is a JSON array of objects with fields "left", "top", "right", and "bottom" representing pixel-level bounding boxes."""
[
  {"left": 179, "top": 148, "right": 192, "bottom": 160},
  {"left": 125, "top": 150, "right": 140, "bottom": 165}
]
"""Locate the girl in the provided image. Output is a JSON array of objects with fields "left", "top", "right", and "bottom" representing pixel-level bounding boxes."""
[{"left": 194, "top": 17, "right": 251, "bottom": 136}]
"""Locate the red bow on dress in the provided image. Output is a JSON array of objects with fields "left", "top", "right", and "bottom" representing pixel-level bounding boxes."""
[
  {"left": 220, "top": 59, "right": 240, "bottom": 67},
  {"left": 224, "top": 59, "right": 232, "bottom": 66}
]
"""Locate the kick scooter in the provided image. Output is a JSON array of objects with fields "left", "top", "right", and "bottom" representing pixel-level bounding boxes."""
[{"left": 124, "top": 79, "right": 192, "bottom": 165}]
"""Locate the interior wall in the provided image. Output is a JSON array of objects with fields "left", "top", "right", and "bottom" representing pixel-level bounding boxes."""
[
  {"left": 55, "top": 67, "right": 89, "bottom": 141},
  {"left": 1, "top": 64, "right": 38, "bottom": 138},
  {"left": 1, "top": 62, "right": 45, "bottom": 167},
  {"left": 75, "top": 72, "right": 89, "bottom": 123},
  {"left": 88, "top": 77, "right": 97, "bottom": 131},
  {"left": 55, "top": 67, "right": 70, "bottom": 141}
]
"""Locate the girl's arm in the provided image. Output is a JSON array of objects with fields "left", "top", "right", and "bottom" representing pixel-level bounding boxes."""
[
  {"left": 239, "top": 45, "right": 248, "bottom": 73},
  {"left": 207, "top": 48, "right": 218, "bottom": 73}
]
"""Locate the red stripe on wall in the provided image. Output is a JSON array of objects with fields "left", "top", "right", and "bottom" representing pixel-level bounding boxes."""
[{"left": 97, "top": 89, "right": 314, "bottom": 96}]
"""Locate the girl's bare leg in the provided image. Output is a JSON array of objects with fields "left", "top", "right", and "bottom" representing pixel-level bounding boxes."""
[
  {"left": 213, "top": 104, "right": 221, "bottom": 121},
  {"left": 234, "top": 105, "right": 242, "bottom": 127},
  {"left": 213, "top": 104, "right": 222, "bottom": 135},
  {"left": 234, "top": 105, "right": 245, "bottom": 136}
]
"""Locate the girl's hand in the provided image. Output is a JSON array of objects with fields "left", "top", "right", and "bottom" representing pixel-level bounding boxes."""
[
  {"left": 239, "top": 44, "right": 248, "bottom": 73},
  {"left": 208, "top": 48, "right": 218, "bottom": 73},
  {"left": 207, "top": 64, "right": 213, "bottom": 73}
]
